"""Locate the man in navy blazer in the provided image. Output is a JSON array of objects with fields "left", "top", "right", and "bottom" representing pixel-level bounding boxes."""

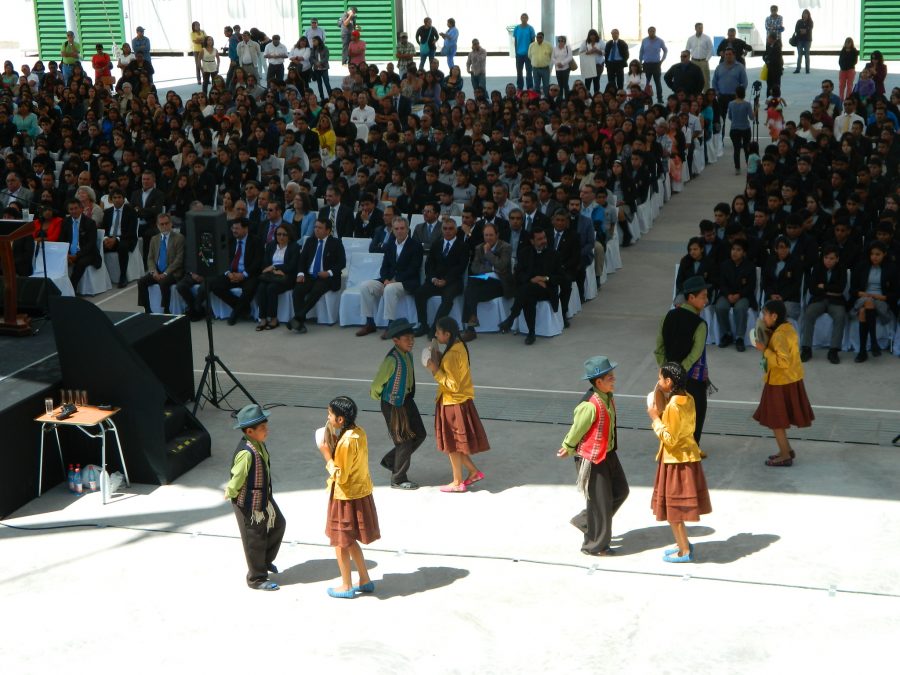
[
  {"left": 290, "top": 218, "right": 346, "bottom": 333},
  {"left": 357, "top": 216, "right": 423, "bottom": 337},
  {"left": 413, "top": 218, "right": 467, "bottom": 336},
  {"left": 101, "top": 189, "right": 138, "bottom": 287},
  {"left": 59, "top": 198, "right": 101, "bottom": 289}
]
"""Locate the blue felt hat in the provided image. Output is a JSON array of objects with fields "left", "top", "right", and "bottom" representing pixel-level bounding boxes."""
[
  {"left": 385, "top": 317, "right": 415, "bottom": 339},
  {"left": 233, "top": 404, "right": 270, "bottom": 429},
  {"left": 582, "top": 355, "right": 617, "bottom": 380}
]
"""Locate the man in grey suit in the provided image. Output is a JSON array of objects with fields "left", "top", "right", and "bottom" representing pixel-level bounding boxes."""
[
  {"left": 137, "top": 213, "right": 184, "bottom": 313},
  {"left": 3, "top": 171, "right": 32, "bottom": 209},
  {"left": 411, "top": 202, "right": 442, "bottom": 252},
  {"left": 460, "top": 222, "right": 513, "bottom": 342}
]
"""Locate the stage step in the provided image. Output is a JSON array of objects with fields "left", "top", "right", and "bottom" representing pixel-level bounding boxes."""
[
  {"left": 165, "top": 427, "right": 211, "bottom": 485},
  {"left": 163, "top": 405, "right": 186, "bottom": 441}
]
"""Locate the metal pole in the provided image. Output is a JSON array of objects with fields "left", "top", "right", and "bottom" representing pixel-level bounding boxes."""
[
  {"left": 63, "top": 0, "right": 77, "bottom": 35},
  {"left": 542, "top": 0, "right": 555, "bottom": 41}
]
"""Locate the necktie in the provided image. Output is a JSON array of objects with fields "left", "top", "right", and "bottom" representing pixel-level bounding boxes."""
[
  {"left": 267, "top": 223, "right": 276, "bottom": 243},
  {"left": 158, "top": 234, "right": 168, "bottom": 271},
  {"left": 526, "top": 214, "right": 533, "bottom": 230},
  {"left": 443, "top": 240, "right": 450, "bottom": 257},
  {"left": 70, "top": 220, "right": 79, "bottom": 255},
  {"left": 329, "top": 207, "right": 336, "bottom": 229},
  {"left": 554, "top": 230, "right": 562, "bottom": 250},
  {"left": 312, "top": 239, "right": 324, "bottom": 275},
  {"left": 231, "top": 240, "right": 243, "bottom": 273},
  {"left": 112, "top": 209, "right": 121, "bottom": 237}
]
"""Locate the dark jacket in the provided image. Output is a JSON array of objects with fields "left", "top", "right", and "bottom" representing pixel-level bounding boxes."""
[
  {"left": 718, "top": 257, "right": 758, "bottom": 309},
  {"left": 676, "top": 254, "right": 718, "bottom": 296},
  {"left": 101, "top": 203, "right": 138, "bottom": 252},
  {"left": 379, "top": 236, "right": 424, "bottom": 292},
  {"left": 225, "top": 234, "right": 263, "bottom": 278},
  {"left": 318, "top": 204, "right": 355, "bottom": 239},
  {"left": 130, "top": 187, "right": 165, "bottom": 232},
  {"left": 806, "top": 261, "right": 848, "bottom": 306},
  {"left": 262, "top": 239, "right": 301, "bottom": 280},
  {"left": 424, "top": 234, "right": 468, "bottom": 285},
  {"left": 604, "top": 39, "right": 629, "bottom": 64},
  {"left": 762, "top": 253, "right": 803, "bottom": 303},
  {"left": 664, "top": 62, "right": 705, "bottom": 97},
  {"left": 297, "top": 235, "right": 345, "bottom": 291},
  {"left": 60, "top": 215, "right": 101, "bottom": 269},
  {"left": 515, "top": 244, "right": 563, "bottom": 311},
  {"left": 850, "top": 260, "right": 897, "bottom": 309}
]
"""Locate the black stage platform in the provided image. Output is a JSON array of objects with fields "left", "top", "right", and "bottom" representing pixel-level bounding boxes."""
[{"left": 0, "top": 305, "right": 206, "bottom": 518}]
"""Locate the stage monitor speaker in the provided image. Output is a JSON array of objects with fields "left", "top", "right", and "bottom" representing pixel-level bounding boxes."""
[
  {"left": 184, "top": 209, "right": 230, "bottom": 278},
  {"left": 0, "top": 277, "right": 61, "bottom": 314}
]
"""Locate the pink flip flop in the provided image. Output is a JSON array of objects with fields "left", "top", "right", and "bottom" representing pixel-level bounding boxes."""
[
  {"left": 462, "top": 471, "right": 485, "bottom": 487},
  {"left": 440, "top": 483, "right": 467, "bottom": 493}
]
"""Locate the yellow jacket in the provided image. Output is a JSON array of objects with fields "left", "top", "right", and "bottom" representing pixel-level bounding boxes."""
[
  {"left": 433, "top": 341, "right": 475, "bottom": 405},
  {"left": 326, "top": 427, "right": 373, "bottom": 500},
  {"left": 763, "top": 323, "right": 804, "bottom": 385},
  {"left": 651, "top": 394, "right": 703, "bottom": 463}
]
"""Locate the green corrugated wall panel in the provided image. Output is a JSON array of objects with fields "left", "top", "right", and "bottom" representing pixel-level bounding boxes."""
[
  {"left": 861, "top": 0, "right": 900, "bottom": 60},
  {"left": 75, "top": 0, "right": 125, "bottom": 53},
  {"left": 298, "top": 0, "right": 396, "bottom": 61},
  {"left": 34, "top": 0, "right": 68, "bottom": 61}
]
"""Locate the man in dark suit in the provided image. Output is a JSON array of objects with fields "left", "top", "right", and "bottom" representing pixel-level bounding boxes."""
[
  {"left": 318, "top": 185, "right": 354, "bottom": 238},
  {"left": 412, "top": 202, "right": 443, "bottom": 252},
  {"left": 357, "top": 216, "right": 424, "bottom": 338},
  {"left": 101, "top": 189, "right": 138, "bottom": 288},
  {"left": 131, "top": 170, "right": 165, "bottom": 267},
  {"left": 60, "top": 198, "right": 101, "bottom": 289},
  {"left": 519, "top": 192, "right": 551, "bottom": 233},
  {"left": 549, "top": 210, "right": 581, "bottom": 327},
  {"left": 498, "top": 228, "right": 561, "bottom": 345},
  {"left": 195, "top": 218, "right": 262, "bottom": 325},
  {"left": 476, "top": 200, "right": 510, "bottom": 241},
  {"left": 137, "top": 213, "right": 184, "bottom": 313},
  {"left": 208, "top": 147, "right": 242, "bottom": 197},
  {"left": 290, "top": 218, "right": 346, "bottom": 333},
  {"left": 352, "top": 193, "right": 385, "bottom": 238},
  {"left": 413, "top": 218, "right": 467, "bottom": 336},
  {"left": 390, "top": 87, "right": 412, "bottom": 129},
  {"left": 460, "top": 222, "right": 514, "bottom": 341},
  {"left": 604, "top": 28, "right": 629, "bottom": 91},
  {"left": 664, "top": 51, "right": 706, "bottom": 97}
]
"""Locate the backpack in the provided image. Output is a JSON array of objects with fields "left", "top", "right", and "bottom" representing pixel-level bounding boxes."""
[{"left": 337, "top": 15, "right": 345, "bottom": 29}]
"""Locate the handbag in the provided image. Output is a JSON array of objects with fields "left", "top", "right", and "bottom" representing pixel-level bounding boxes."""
[
  {"left": 788, "top": 33, "right": 797, "bottom": 47},
  {"left": 569, "top": 60, "right": 578, "bottom": 71},
  {"left": 760, "top": 63, "right": 769, "bottom": 81}
]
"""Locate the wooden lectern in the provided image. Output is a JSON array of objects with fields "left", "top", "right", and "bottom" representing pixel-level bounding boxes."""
[{"left": 0, "top": 219, "right": 34, "bottom": 336}]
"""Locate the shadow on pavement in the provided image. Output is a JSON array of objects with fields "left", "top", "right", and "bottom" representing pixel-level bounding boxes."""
[
  {"left": 616, "top": 524, "right": 717, "bottom": 555},
  {"left": 693, "top": 532, "right": 780, "bottom": 564},
  {"left": 276, "top": 558, "right": 380, "bottom": 586},
  {"left": 368, "top": 566, "right": 470, "bottom": 599}
]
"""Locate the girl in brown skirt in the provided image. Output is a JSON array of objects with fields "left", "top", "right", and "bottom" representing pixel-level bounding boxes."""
[
  {"left": 647, "top": 362, "right": 712, "bottom": 563},
  {"left": 425, "top": 316, "right": 490, "bottom": 493},
  {"left": 318, "top": 396, "right": 381, "bottom": 598},
  {"left": 753, "top": 299, "right": 815, "bottom": 467}
]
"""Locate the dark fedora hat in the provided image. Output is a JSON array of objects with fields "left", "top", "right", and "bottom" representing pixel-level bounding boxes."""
[
  {"left": 582, "top": 355, "right": 617, "bottom": 380},
  {"left": 682, "top": 275, "right": 712, "bottom": 296},
  {"left": 385, "top": 317, "right": 415, "bottom": 339},
  {"left": 233, "top": 404, "right": 270, "bottom": 429}
]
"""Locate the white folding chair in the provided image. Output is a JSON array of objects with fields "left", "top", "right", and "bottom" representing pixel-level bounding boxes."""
[
  {"left": 77, "top": 230, "right": 113, "bottom": 296},
  {"left": 475, "top": 296, "right": 514, "bottom": 333},
  {"left": 426, "top": 295, "right": 463, "bottom": 326},
  {"left": 31, "top": 241, "right": 74, "bottom": 297},
  {"left": 584, "top": 261, "right": 598, "bottom": 301},
  {"left": 512, "top": 300, "right": 564, "bottom": 337},
  {"left": 338, "top": 252, "right": 384, "bottom": 326},
  {"left": 105, "top": 239, "right": 144, "bottom": 285}
]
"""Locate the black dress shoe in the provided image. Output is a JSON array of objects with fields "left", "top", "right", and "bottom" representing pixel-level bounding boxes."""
[
  {"left": 227, "top": 312, "right": 238, "bottom": 326},
  {"left": 524, "top": 333, "right": 536, "bottom": 345},
  {"left": 563, "top": 317, "right": 571, "bottom": 328},
  {"left": 582, "top": 547, "right": 616, "bottom": 557},
  {"left": 460, "top": 328, "right": 477, "bottom": 342},
  {"left": 718, "top": 334, "right": 733, "bottom": 348},
  {"left": 413, "top": 325, "right": 429, "bottom": 337},
  {"left": 827, "top": 349, "right": 840, "bottom": 364},
  {"left": 854, "top": 350, "right": 868, "bottom": 363},
  {"left": 498, "top": 317, "right": 513, "bottom": 334},
  {"left": 800, "top": 347, "right": 812, "bottom": 362},
  {"left": 117, "top": 280, "right": 127, "bottom": 289},
  {"left": 871, "top": 344, "right": 882, "bottom": 357},
  {"left": 735, "top": 338, "right": 745, "bottom": 352},
  {"left": 390, "top": 481, "right": 419, "bottom": 490}
]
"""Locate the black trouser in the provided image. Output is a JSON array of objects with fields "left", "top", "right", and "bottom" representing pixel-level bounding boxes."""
[
  {"left": 206, "top": 274, "right": 259, "bottom": 317},
  {"left": 571, "top": 452, "right": 629, "bottom": 554},
  {"left": 414, "top": 280, "right": 462, "bottom": 329},
  {"left": 606, "top": 62, "right": 625, "bottom": 90},
  {"left": 291, "top": 276, "right": 331, "bottom": 324},
  {"left": 730, "top": 128, "right": 751, "bottom": 169},
  {"left": 105, "top": 238, "right": 133, "bottom": 282},
  {"left": 225, "top": 60, "right": 238, "bottom": 88},
  {"left": 462, "top": 277, "right": 504, "bottom": 325},
  {"left": 507, "top": 282, "right": 557, "bottom": 335},
  {"left": 232, "top": 498, "right": 286, "bottom": 586},
  {"left": 555, "top": 68, "right": 571, "bottom": 99},
  {"left": 643, "top": 62, "right": 663, "bottom": 101},
  {"left": 137, "top": 272, "right": 179, "bottom": 313},
  {"left": 69, "top": 255, "right": 99, "bottom": 289},
  {"left": 766, "top": 73, "right": 781, "bottom": 98},
  {"left": 685, "top": 377, "right": 707, "bottom": 443},
  {"left": 313, "top": 69, "right": 331, "bottom": 98},
  {"left": 717, "top": 94, "right": 735, "bottom": 139},
  {"left": 254, "top": 276, "right": 293, "bottom": 320},
  {"left": 380, "top": 398, "right": 427, "bottom": 485},
  {"left": 201, "top": 70, "right": 214, "bottom": 97},
  {"left": 267, "top": 63, "right": 284, "bottom": 83},
  {"left": 559, "top": 271, "right": 575, "bottom": 319},
  {"left": 585, "top": 65, "right": 604, "bottom": 94}
]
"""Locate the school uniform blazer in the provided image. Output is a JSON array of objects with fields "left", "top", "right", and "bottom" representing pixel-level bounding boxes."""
[
  {"left": 676, "top": 254, "right": 718, "bottom": 295},
  {"left": 806, "top": 262, "right": 847, "bottom": 306},
  {"left": 101, "top": 203, "right": 138, "bottom": 252},
  {"left": 850, "top": 260, "right": 897, "bottom": 308},
  {"left": 762, "top": 254, "right": 803, "bottom": 303},
  {"left": 296, "top": 235, "right": 345, "bottom": 291},
  {"left": 378, "top": 236, "right": 423, "bottom": 292},
  {"left": 718, "top": 257, "right": 758, "bottom": 309},
  {"left": 263, "top": 240, "right": 301, "bottom": 280},
  {"left": 550, "top": 228, "right": 581, "bottom": 276}
]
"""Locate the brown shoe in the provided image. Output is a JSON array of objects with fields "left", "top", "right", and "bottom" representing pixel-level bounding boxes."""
[
  {"left": 380, "top": 329, "right": 390, "bottom": 339},
  {"left": 356, "top": 324, "right": 376, "bottom": 336},
  {"left": 460, "top": 328, "right": 477, "bottom": 342},
  {"left": 466, "top": 314, "right": 479, "bottom": 327}
]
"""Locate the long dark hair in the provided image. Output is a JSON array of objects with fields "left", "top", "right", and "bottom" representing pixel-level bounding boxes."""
[
  {"left": 762, "top": 299, "right": 787, "bottom": 329},
  {"left": 328, "top": 395, "right": 358, "bottom": 443},
  {"left": 435, "top": 316, "right": 469, "bottom": 363},
  {"left": 660, "top": 362, "right": 687, "bottom": 394}
]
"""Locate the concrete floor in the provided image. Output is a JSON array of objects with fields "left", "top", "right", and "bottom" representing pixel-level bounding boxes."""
[{"left": 2, "top": 52, "right": 900, "bottom": 675}]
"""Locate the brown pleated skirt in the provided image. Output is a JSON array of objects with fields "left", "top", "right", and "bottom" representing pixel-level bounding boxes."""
[
  {"left": 434, "top": 399, "right": 491, "bottom": 455},
  {"left": 651, "top": 460, "right": 712, "bottom": 523},
  {"left": 753, "top": 380, "right": 815, "bottom": 430},
  {"left": 325, "top": 494, "right": 381, "bottom": 548}
]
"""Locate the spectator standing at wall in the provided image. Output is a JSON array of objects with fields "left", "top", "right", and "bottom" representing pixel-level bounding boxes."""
[
  {"left": 190, "top": 22, "right": 206, "bottom": 85},
  {"left": 604, "top": 28, "right": 628, "bottom": 92},
  {"left": 416, "top": 17, "right": 439, "bottom": 71},
  {"left": 513, "top": 13, "right": 535, "bottom": 92},
  {"left": 199, "top": 36, "right": 220, "bottom": 97},
  {"left": 837, "top": 38, "right": 859, "bottom": 101},
  {"left": 264, "top": 34, "right": 288, "bottom": 83},
  {"left": 131, "top": 26, "right": 151, "bottom": 64},
  {"left": 304, "top": 18, "right": 326, "bottom": 47},
  {"left": 237, "top": 31, "right": 261, "bottom": 79},
  {"left": 791, "top": 10, "right": 813, "bottom": 74},
  {"left": 466, "top": 38, "right": 486, "bottom": 94},
  {"left": 665, "top": 51, "right": 704, "bottom": 98},
  {"left": 552, "top": 36, "right": 575, "bottom": 101},
  {"left": 339, "top": 6, "right": 358, "bottom": 66},
  {"left": 528, "top": 32, "right": 553, "bottom": 97},
  {"left": 712, "top": 47, "right": 748, "bottom": 139},
  {"left": 716, "top": 28, "right": 751, "bottom": 66},
  {"left": 439, "top": 18, "right": 459, "bottom": 70},
  {"left": 640, "top": 27, "right": 668, "bottom": 104},
  {"left": 60, "top": 31, "right": 80, "bottom": 86},
  {"left": 765, "top": 5, "right": 785, "bottom": 38},
  {"left": 224, "top": 26, "right": 239, "bottom": 89},
  {"left": 396, "top": 32, "right": 416, "bottom": 77},
  {"left": 685, "top": 23, "right": 712, "bottom": 91},
  {"left": 580, "top": 29, "right": 605, "bottom": 96}
]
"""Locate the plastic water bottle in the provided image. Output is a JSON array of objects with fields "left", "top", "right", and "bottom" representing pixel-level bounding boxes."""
[
  {"left": 87, "top": 466, "right": 97, "bottom": 492},
  {"left": 67, "top": 464, "right": 75, "bottom": 493},
  {"left": 74, "top": 465, "right": 83, "bottom": 495}
]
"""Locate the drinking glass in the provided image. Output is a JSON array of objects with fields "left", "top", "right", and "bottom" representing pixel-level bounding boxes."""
[
  {"left": 79, "top": 390, "right": 88, "bottom": 406},
  {"left": 44, "top": 398, "right": 54, "bottom": 414}
]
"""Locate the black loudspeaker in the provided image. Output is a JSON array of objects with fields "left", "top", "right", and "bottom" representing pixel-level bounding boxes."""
[
  {"left": 0, "top": 277, "right": 61, "bottom": 314},
  {"left": 184, "top": 209, "right": 230, "bottom": 278}
]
